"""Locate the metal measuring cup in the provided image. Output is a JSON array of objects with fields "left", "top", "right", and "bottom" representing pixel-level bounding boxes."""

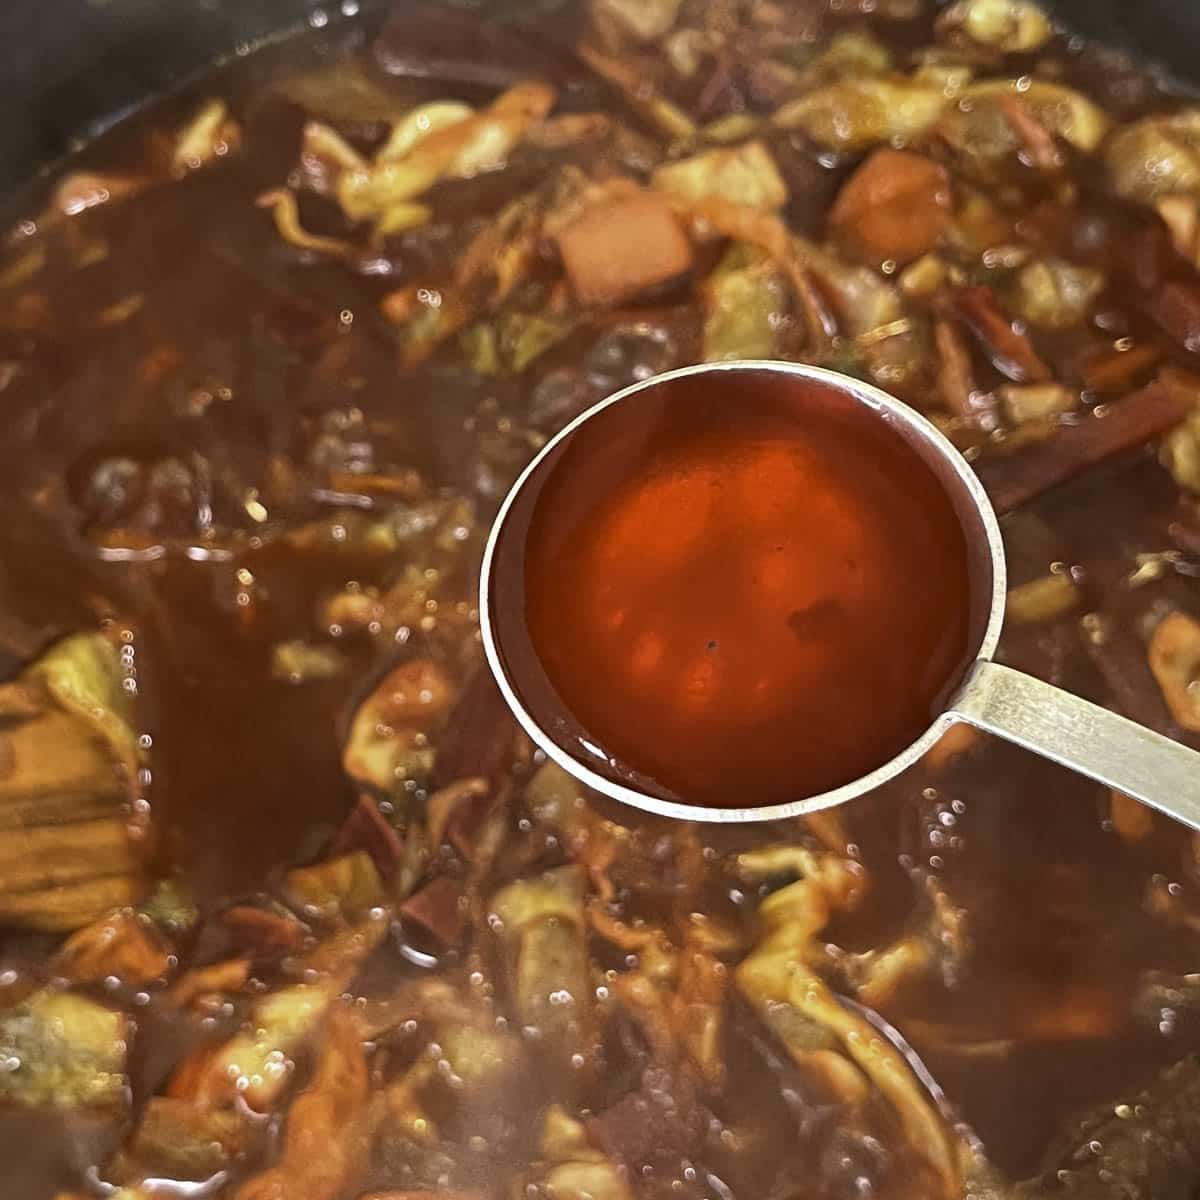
[{"left": 480, "top": 361, "right": 1200, "bottom": 829}]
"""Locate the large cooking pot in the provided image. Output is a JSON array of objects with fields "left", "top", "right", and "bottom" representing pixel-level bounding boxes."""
[
  {"left": 1, "top": 0, "right": 1197, "bottom": 197},
  {"left": 5, "top": 3, "right": 1200, "bottom": 1199}
]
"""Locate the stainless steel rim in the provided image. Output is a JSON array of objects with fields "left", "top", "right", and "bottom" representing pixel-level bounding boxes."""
[{"left": 479, "top": 360, "right": 1008, "bottom": 823}]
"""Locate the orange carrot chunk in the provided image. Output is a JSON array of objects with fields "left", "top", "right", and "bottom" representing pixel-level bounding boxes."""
[
  {"left": 555, "top": 191, "right": 693, "bottom": 306},
  {"left": 829, "top": 148, "right": 951, "bottom": 265}
]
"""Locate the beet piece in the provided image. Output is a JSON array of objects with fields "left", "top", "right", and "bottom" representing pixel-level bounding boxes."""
[
  {"left": 587, "top": 1066, "right": 706, "bottom": 1168},
  {"left": 399, "top": 876, "right": 466, "bottom": 948},
  {"left": 332, "top": 794, "right": 405, "bottom": 881},
  {"left": 976, "top": 380, "right": 1192, "bottom": 514},
  {"left": 952, "top": 286, "right": 1051, "bottom": 383}
]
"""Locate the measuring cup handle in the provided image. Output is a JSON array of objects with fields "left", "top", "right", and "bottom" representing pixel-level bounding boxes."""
[{"left": 949, "top": 659, "right": 1200, "bottom": 833}]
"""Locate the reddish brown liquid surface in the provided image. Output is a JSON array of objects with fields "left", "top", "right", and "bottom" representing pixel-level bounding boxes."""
[{"left": 521, "top": 374, "right": 975, "bottom": 807}]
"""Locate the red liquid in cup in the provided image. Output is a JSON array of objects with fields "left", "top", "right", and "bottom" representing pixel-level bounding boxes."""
[{"left": 519, "top": 373, "right": 975, "bottom": 807}]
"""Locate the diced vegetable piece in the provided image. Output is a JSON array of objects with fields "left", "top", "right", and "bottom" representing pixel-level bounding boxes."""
[
  {"left": 523, "top": 1107, "right": 633, "bottom": 1200},
  {"left": 1148, "top": 611, "right": 1200, "bottom": 731},
  {"left": 997, "top": 93, "right": 1061, "bottom": 168},
  {"left": 792, "top": 236, "right": 932, "bottom": 397},
  {"left": 1162, "top": 401, "right": 1200, "bottom": 493},
  {"left": 299, "top": 121, "right": 368, "bottom": 194},
  {"left": 25, "top": 633, "right": 140, "bottom": 771},
  {"left": 171, "top": 99, "right": 240, "bottom": 174},
  {"left": 333, "top": 795, "right": 406, "bottom": 880},
  {"left": 491, "top": 866, "right": 595, "bottom": 1075},
  {"left": 663, "top": 28, "right": 718, "bottom": 79},
  {"left": 702, "top": 113, "right": 761, "bottom": 143},
  {"left": 234, "top": 1010, "right": 369, "bottom": 1200},
  {"left": 437, "top": 1018, "right": 517, "bottom": 1088},
  {"left": 113, "top": 1097, "right": 250, "bottom": 1183},
  {"left": 592, "top": 0, "right": 682, "bottom": 42},
  {"left": 913, "top": 58, "right": 975, "bottom": 96},
  {"left": 0, "top": 990, "right": 128, "bottom": 1107},
  {"left": 496, "top": 311, "right": 576, "bottom": 374},
  {"left": 598, "top": 909, "right": 729, "bottom": 1082},
  {"left": 221, "top": 903, "right": 307, "bottom": 957},
  {"left": 774, "top": 77, "right": 950, "bottom": 149},
  {"left": 803, "top": 31, "right": 893, "bottom": 81},
  {"left": 652, "top": 141, "right": 788, "bottom": 212},
  {"left": 1082, "top": 343, "right": 1161, "bottom": 394},
  {"left": 934, "top": 317, "right": 984, "bottom": 423},
  {"left": 461, "top": 323, "right": 502, "bottom": 376},
  {"left": 1011, "top": 259, "right": 1105, "bottom": 330},
  {"left": 1106, "top": 110, "right": 1200, "bottom": 205},
  {"left": 960, "top": 81, "right": 1109, "bottom": 153},
  {"left": 426, "top": 777, "right": 491, "bottom": 855},
  {"left": 337, "top": 82, "right": 557, "bottom": 222},
  {"left": 556, "top": 192, "right": 693, "bottom": 306},
  {"left": 794, "top": 237, "right": 904, "bottom": 336},
  {"left": 527, "top": 112, "right": 613, "bottom": 150},
  {"left": 952, "top": 286, "right": 1050, "bottom": 382},
  {"left": 829, "top": 149, "right": 952, "bottom": 265},
  {"left": 138, "top": 877, "right": 198, "bottom": 936},
  {"left": 950, "top": 186, "right": 1013, "bottom": 252},
  {"left": 939, "top": 100, "right": 1021, "bottom": 179},
  {"left": 293, "top": 910, "right": 392, "bottom": 979},
  {"left": 540, "top": 1157, "right": 634, "bottom": 1200},
  {"left": 674, "top": 939, "right": 729, "bottom": 1081},
  {"left": 999, "top": 383, "right": 1077, "bottom": 425},
  {"left": 376, "top": 101, "right": 476, "bottom": 163},
  {"left": 169, "top": 958, "right": 252, "bottom": 1009},
  {"left": 0, "top": 633, "right": 144, "bottom": 932},
  {"left": 383, "top": 182, "right": 561, "bottom": 365},
  {"left": 343, "top": 660, "right": 458, "bottom": 793},
  {"left": 1157, "top": 196, "right": 1200, "bottom": 269},
  {"left": 941, "top": 80, "right": 1108, "bottom": 178},
  {"left": 54, "top": 910, "right": 170, "bottom": 984},
  {"left": 400, "top": 876, "right": 466, "bottom": 948},
  {"left": 937, "top": 0, "right": 1054, "bottom": 52},
  {"left": 702, "top": 243, "right": 787, "bottom": 361},
  {"left": 173, "top": 920, "right": 385, "bottom": 1113},
  {"left": 284, "top": 851, "right": 385, "bottom": 923},
  {"left": 1006, "top": 573, "right": 1080, "bottom": 624},
  {"left": 271, "top": 640, "right": 347, "bottom": 684},
  {"left": 168, "top": 980, "right": 340, "bottom": 1111},
  {"left": 899, "top": 254, "right": 949, "bottom": 298},
  {"left": 493, "top": 863, "right": 587, "bottom": 930}
]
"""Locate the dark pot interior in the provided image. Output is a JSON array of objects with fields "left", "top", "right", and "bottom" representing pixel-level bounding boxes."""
[{"left": 0, "top": 0, "right": 1197, "bottom": 196}]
